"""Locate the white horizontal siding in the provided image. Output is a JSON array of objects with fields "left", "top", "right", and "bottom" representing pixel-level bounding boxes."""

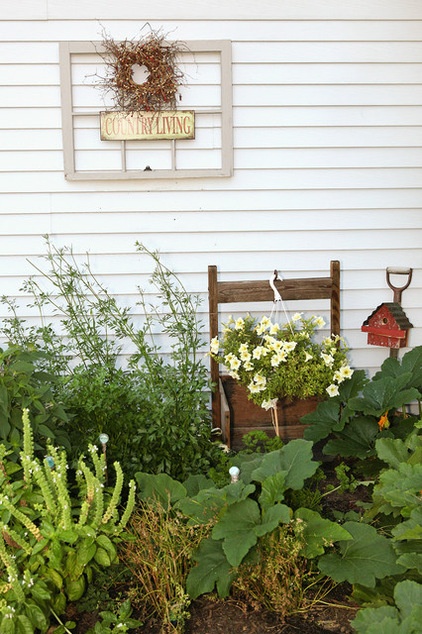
[{"left": 0, "top": 4, "right": 421, "bottom": 380}]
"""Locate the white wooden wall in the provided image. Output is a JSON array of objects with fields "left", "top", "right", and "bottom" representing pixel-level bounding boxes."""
[{"left": 1, "top": 0, "right": 421, "bottom": 376}]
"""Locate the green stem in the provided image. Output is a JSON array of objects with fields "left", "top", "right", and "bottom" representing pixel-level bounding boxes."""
[{"left": 51, "top": 607, "right": 74, "bottom": 634}]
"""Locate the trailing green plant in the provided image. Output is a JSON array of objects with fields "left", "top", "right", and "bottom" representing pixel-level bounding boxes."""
[
  {"left": 0, "top": 237, "right": 221, "bottom": 480},
  {"left": 0, "top": 409, "right": 136, "bottom": 633},
  {"left": 301, "top": 346, "right": 422, "bottom": 476},
  {"left": 0, "top": 344, "right": 70, "bottom": 461}
]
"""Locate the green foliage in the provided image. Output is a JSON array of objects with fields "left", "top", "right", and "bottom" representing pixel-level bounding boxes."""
[
  {"left": 302, "top": 348, "right": 422, "bottom": 466},
  {"left": 240, "top": 430, "right": 284, "bottom": 453},
  {"left": 318, "top": 521, "right": 404, "bottom": 587},
  {"left": 86, "top": 600, "right": 142, "bottom": 634},
  {"left": 0, "top": 238, "right": 221, "bottom": 481},
  {"left": 352, "top": 580, "right": 422, "bottom": 633},
  {"left": 137, "top": 439, "right": 351, "bottom": 601},
  {"left": 0, "top": 409, "right": 135, "bottom": 632},
  {"left": 0, "top": 345, "right": 70, "bottom": 461}
]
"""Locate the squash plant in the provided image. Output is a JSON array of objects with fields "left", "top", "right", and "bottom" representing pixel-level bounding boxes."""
[
  {"left": 136, "top": 439, "right": 353, "bottom": 600},
  {"left": 302, "top": 346, "right": 422, "bottom": 473}
]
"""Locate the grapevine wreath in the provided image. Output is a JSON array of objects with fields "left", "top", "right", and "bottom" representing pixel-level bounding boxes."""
[{"left": 100, "top": 31, "right": 186, "bottom": 112}]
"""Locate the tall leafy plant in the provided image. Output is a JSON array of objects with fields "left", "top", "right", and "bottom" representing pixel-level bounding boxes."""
[{"left": 0, "top": 238, "right": 219, "bottom": 480}]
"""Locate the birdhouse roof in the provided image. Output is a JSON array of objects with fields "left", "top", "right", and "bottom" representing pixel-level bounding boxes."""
[{"left": 362, "top": 302, "right": 413, "bottom": 330}]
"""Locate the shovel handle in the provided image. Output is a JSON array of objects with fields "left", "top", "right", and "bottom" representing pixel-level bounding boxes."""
[{"left": 386, "top": 267, "right": 413, "bottom": 303}]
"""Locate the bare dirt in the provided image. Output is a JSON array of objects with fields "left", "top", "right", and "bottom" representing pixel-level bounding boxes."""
[{"left": 70, "top": 583, "right": 358, "bottom": 634}]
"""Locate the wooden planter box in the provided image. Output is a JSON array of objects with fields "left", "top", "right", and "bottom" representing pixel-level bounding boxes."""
[{"left": 220, "top": 375, "right": 319, "bottom": 450}]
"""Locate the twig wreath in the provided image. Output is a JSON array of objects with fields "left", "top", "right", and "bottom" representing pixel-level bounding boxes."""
[{"left": 98, "top": 30, "right": 186, "bottom": 112}]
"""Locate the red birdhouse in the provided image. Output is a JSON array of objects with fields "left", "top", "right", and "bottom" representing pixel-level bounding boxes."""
[{"left": 361, "top": 302, "right": 413, "bottom": 349}]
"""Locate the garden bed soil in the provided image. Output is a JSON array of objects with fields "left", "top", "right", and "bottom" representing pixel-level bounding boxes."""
[{"left": 69, "top": 583, "right": 358, "bottom": 634}]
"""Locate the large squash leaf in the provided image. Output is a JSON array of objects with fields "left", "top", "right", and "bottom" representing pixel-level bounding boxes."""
[
  {"left": 318, "top": 521, "right": 405, "bottom": 587},
  {"left": 348, "top": 375, "right": 420, "bottom": 417},
  {"left": 186, "top": 537, "right": 236, "bottom": 599},
  {"left": 295, "top": 508, "right": 352, "bottom": 558}
]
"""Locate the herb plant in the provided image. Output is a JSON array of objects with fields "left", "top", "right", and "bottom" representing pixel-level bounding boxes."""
[{"left": 0, "top": 409, "right": 135, "bottom": 632}]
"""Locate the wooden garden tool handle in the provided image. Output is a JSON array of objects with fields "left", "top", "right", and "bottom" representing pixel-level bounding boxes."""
[{"left": 386, "top": 267, "right": 413, "bottom": 303}]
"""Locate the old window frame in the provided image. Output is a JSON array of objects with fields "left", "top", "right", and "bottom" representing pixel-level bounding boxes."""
[{"left": 59, "top": 39, "right": 233, "bottom": 180}]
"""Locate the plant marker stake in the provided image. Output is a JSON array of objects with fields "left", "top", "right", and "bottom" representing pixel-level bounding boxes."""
[
  {"left": 229, "top": 466, "right": 240, "bottom": 483},
  {"left": 99, "top": 433, "right": 109, "bottom": 484}
]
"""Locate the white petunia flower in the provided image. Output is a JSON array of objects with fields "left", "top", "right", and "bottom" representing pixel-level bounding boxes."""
[
  {"left": 326, "top": 384, "right": 339, "bottom": 397},
  {"left": 210, "top": 336, "right": 220, "bottom": 355}
]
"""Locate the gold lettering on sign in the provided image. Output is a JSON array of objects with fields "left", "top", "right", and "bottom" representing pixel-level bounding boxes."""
[{"left": 100, "top": 111, "right": 195, "bottom": 141}]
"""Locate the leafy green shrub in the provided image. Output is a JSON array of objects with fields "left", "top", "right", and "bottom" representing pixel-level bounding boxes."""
[
  {"left": 302, "top": 347, "right": 422, "bottom": 475},
  {"left": 0, "top": 345, "right": 70, "bottom": 460},
  {"left": 0, "top": 409, "right": 135, "bottom": 632},
  {"left": 0, "top": 238, "right": 221, "bottom": 481}
]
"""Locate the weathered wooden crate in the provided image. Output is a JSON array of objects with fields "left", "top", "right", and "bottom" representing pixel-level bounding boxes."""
[
  {"left": 220, "top": 375, "right": 319, "bottom": 450},
  {"left": 208, "top": 261, "right": 341, "bottom": 449}
]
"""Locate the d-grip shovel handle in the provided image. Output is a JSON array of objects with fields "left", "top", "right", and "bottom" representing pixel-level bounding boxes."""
[{"left": 386, "top": 267, "right": 413, "bottom": 303}]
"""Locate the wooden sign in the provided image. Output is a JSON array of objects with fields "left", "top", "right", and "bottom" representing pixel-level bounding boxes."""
[{"left": 100, "top": 110, "right": 195, "bottom": 141}]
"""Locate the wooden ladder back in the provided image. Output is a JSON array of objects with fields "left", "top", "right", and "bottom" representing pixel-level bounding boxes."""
[{"left": 208, "top": 261, "right": 340, "bottom": 440}]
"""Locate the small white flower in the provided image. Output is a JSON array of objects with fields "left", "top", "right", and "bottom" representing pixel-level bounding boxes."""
[
  {"left": 326, "top": 384, "right": 339, "bottom": 397},
  {"left": 269, "top": 322, "right": 280, "bottom": 335},
  {"left": 210, "top": 336, "right": 220, "bottom": 355},
  {"left": 304, "top": 351, "right": 313, "bottom": 362},
  {"left": 283, "top": 341, "right": 297, "bottom": 353},
  {"left": 339, "top": 365, "right": 354, "bottom": 379},
  {"left": 321, "top": 353, "right": 334, "bottom": 368},
  {"left": 252, "top": 346, "right": 268, "bottom": 360},
  {"left": 255, "top": 315, "right": 272, "bottom": 335},
  {"left": 234, "top": 317, "right": 245, "bottom": 330},
  {"left": 292, "top": 312, "right": 303, "bottom": 322},
  {"left": 313, "top": 316, "right": 326, "bottom": 328},
  {"left": 261, "top": 398, "right": 278, "bottom": 411}
]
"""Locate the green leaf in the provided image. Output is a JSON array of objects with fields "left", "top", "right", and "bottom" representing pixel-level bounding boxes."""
[
  {"left": 318, "top": 521, "right": 405, "bottom": 587},
  {"left": 212, "top": 498, "right": 261, "bottom": 566},
  {"left": 376, "top": 463, "right": 422, "bottom": 513},
  {"left": 95, "top": 534, "right": 117, "bottom": 559},
  {"left": 393, "top": 508, "right": 422, "bottom": 542},
  {"left": 376, "top": 438, "right": 411, "bottom": 469},
  {"left": 94, "top": 547, "right": 111, "bottom": 567},
  {"left": 187, "top": 537, "right": 236, "bottom": 599},
  {"left": 324, "top": 416, "right": 379, "bottom": 458},
  {"left": 352, "top": 606, "right": 400, "bottom": 633},
  {"left": 76, "top": 539, "right": 97, "bottom": 566},
  {"left": 183, "top": 474, "right": 215, "bottom": 496},
  {"left": 15, "top": 615, "right": 35, "bottom": 634},
  {"left": 302, "top": 399, "right": 342, "bottom": 442},
  {"left": 65, "top": 576, "right": 86, "bottom": 601},
  {"left": 348, "top": 375, "right": 420, "bottom": 417},
  {"left": 24, "top": 602, "right": 49, "bottom": 632},
  {"left": 135, "top": 472, "right": 187, "bottom": 509},
  {"left": 295, "top": 508, "right": 352, "bottom": 558},
  {"left": 258, "top": 471, "right": 286, "bottom": 510},
  {"left": 256, "top": 503, "right": 290, "bottom": 536},
  {"left": 395, "top": 580, "right": 422, "bottom": 619},
  {"left": 401, "top": 346, "right": 422, "bottom": 390},
  {"left": 0, "top": 616, "right": 16, "bottom": 634},
  {"left": 250, "top": 440, "right": 318, "bottom": 490}
]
